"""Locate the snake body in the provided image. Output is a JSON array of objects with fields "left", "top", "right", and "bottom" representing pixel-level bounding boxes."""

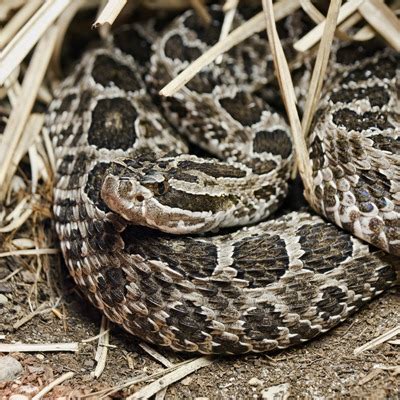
[{"left": 49, "top": 7, "right": 399, "bottom": 354}]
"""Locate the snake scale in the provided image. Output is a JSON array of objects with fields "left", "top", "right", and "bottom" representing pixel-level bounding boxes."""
[{"left": 48, "top": 6, "right": 399, "bottom": 354}]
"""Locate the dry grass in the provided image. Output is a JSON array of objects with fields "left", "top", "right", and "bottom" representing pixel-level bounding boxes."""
[{"left": 0, "top": 0, "right": 399, "bottom": 398}]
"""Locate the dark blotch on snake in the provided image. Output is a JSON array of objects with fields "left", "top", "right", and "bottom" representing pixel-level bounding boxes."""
[
  {"left": 54, "top": 198, "right": 77, "bottom": 224},
  {"left": 332, "top": 109, "right": 394, "bottom": 132},
  {"left": 372, "top": 135, "right": 400, "bottom": 155},
  {"left": 66, "top": 151, "right": 95, "bottom": 189},
  {"left": 88, "top": 98, "right": 137, "bottom": 150},
  {"left": 253, "top": 129, "right": 292, "bottom": 158},
  {"left": 184, "top": 8, "right": 223, "bottom": 45},
  {"left": 57, "top": 154, "right": 74, "bottom": 175},
  {"left": 92, "top": 54, "right": 142, "bottom": 92},
  {"left": 76, "top": 90, "right": 93, "bottom": 114},
  {"left": 219, "top": 92, "right": 263, "bottom": 126},
  {"left": 330, "top": 85, "right": 390, "bottom": 108},
  {"left": 178, "top": 159, "right": 247, "bottom": 178},
  {"left": 113, "top": 25, "right": 152, "bottom": 64},
  {"left": 231, "top": 233, "right": 289, "bottom": 288},
  {"left": 164, "top": 34, "right": 201, "bottom": 62},
  {"left": 122, "top": 225, "right": 218, "bottom": 279},
  {"left": 97, "top": 267, "right": 127, "bottom": 305},
  {"left": 298, "top": 223, "right": 353, "bottom": 274},
  {"left": 58, "top": 93, "right": 76, "bottom": 113},
  {"left": 157, "top": 187, "right": 235, "bottom": 213},
  {"left": 85, "top": 161, "right": 135, "bottom": 213},
  {"left": 342, "top": 55, "right": 399, "bottom": 84},
  {"left": 335, "top": 39, "right": 384, "bottom": 65}
]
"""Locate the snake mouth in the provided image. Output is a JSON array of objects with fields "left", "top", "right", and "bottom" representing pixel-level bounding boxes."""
[{"left": 101, "top": 175, "right": 150, "bottom": 223}]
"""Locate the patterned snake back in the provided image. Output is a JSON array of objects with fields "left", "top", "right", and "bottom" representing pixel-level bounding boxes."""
[{"left": 49, "top": 7, "right": 399, "bottom": 354}]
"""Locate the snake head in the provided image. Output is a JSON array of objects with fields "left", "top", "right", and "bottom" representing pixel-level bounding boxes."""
[
  {"left": 101, "top": 169, "right": 169, "bottom": 225},
  {"left": 101, "top": 168, "right": 213, "bottom": 234},
  {"left": 101, "top": 161, "right": 235, "bottom": 234}
]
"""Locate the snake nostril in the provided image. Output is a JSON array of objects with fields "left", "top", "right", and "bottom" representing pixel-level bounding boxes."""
[{"left": 136, "top": 194, "right": 145, "bottom": 202}]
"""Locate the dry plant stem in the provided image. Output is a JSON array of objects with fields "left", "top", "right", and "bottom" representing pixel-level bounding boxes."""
[
  {"left": 139, "top": 343, "right": 173, "bottom": 367},
  {"left": 337, "top": 11, "right": 374, "bottom": 41},
  {"left": 294, "top": 0, "right": 364, "bottom": 52},
  {"left": 215, "top": 0, "right": 238, "bottom": 63},
  {"left": 6, "top": 196, "right": 29, "bottom": 222},
  {"left": 358, "top": 0, "right": 400, "bottom": 51},
  {"left": 0, "top": 208, "right": 32, "bottom": 233},
  {"left": 189, "top": 0, "right": 212, "bottom": 25},
  {"left": 93, "top": 0, "right": 127, "bottom": 28},
  {"left": 142, "top": 0, "right": 196, "bottom": 9},
  {"left": 138, "top": 343, "right": 173, "bottom": 399},
  {"left": 32, "top": 372, "right": 75, "bottom": 400},
  {"left": 0, "top": 342, "right": 79, "bottom": 353},
  {"left": 41, "top": 127, "right": 57, "bottom": 176},
  {"left": 0, "top": 0, "right": 26, "bottom": 19},
  {"left": 90, "top": 358, "right": 196, "bottom": 398},
  {"left": 81, "top": 329, "right": 110, "bottom": 343},
  {"left": 38, "top": 85, "right": 53, "bottom": 105},
  {"left": 0, "top": 248, "right": 59, "bottom": 258},
  {"left": 0, "top": 25, "right": 59, "bottom": 201},
  {"left": 0, "top": 0, "right": 42, "bottom": 49},
  {"left": 300, "top": 0, "right": 358, "bottom": 42},
  {"left": 223, "top": 0, "right": 239, "bottom": 11},
  {"left": 2, "top": 113, "right": 44, "bottom": 195},
  {"left": 261, "top": 0, "right": 313, "bottom": 195},
  {"left": 13, "top": 302, "right": 50, "bottom": 329},
  {"left": 301, "top": 0, "right": 342, "bottom": 139},
  {"left": 160, "top": 0, "right": 300, "bottom": 96},
  {"left": 127, "top": 357, "right": 214, "bottom": 400},
  {"left": 93, "top": 316, "right": 110, "bottom": 378},
  {"left": 5, "top": 75, "right": 22, "bottom": 107},
  {"left": 354, "top": 325, "right": 400, "bottom": 355},
  {"left": 0, "top": 0, "right": 70, "bottom": 85},
  {"left": 155, "top": 390, "right": 167, "bottom": 400},
  {"left": 358, "top": 368, "right": 383, "bottom": 385},
  {"left": 300, "top": 0, "right": 324, "bottom": 22},
  {"left": 0, "top": 267, "right": 23, "bottom": 283}
]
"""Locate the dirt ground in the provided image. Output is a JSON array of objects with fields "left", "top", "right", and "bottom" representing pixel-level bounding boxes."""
[{"left": 0, "top": 266, "right": 398, "bottom": 399}]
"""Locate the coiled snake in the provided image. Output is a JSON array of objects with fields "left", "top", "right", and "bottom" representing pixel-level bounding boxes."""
[{"left": 48, "top": 7, "right": 399, "bottom": 354}]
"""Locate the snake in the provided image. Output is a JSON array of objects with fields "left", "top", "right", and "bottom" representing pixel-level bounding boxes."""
[{"left": 48, "top": 6, "right": 399, "bottom": 354}]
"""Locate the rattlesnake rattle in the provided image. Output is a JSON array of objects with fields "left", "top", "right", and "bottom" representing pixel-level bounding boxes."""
[{"left": 48, "top": 6, "right": 399, "bottom": 354}]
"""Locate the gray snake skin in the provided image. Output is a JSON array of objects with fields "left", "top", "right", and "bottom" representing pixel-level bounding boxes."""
[{"left": 48, "top": 7, "right": 399, "bottom": 354}]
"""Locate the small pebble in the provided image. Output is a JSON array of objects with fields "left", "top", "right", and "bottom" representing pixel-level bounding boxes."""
[
  {"left": 261, "top": 383, "right": 290, "bottom": 400},
  {"left": 19, "top": 384, "right": 38, "bottom": 395},
  {"left": 21, "top": 270, "right": 35, "bottom": 284},
  {"left": 0, "top": 282, "right": 12, "bottom": 293},
  {"left": 35, "top": 354, "right": 45, "bottom": 361},
  {"left": 0, "top": 294, "right": 8, "bottom": 305},
  {"left": 9, "top": 395, "right": 30, "bottom": 400},
  {"left": 248, "top": 377, "right": 263, "bottom": 387},
  {"left": 27, "top": 366, "right": 44, "bottom": 374},
  {"left": 84, "top": 359, "right": 95, "bottom": 368},
  {"left": 0, "top": 267, "right": 10, "bottom": 280},
  {"left": 181, "top": 376, "right": 193, "bottom": 386},
  {"left": 0, "top": 356, "right": 23, "bottom": 382}
]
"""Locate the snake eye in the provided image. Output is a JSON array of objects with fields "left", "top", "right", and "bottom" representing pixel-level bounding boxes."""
[
  {"left": 136, "top": 194, "right": 145, "bottom": 202},
  {"left": 157, "top": 181, "right": 168, "bottom": 195}
]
